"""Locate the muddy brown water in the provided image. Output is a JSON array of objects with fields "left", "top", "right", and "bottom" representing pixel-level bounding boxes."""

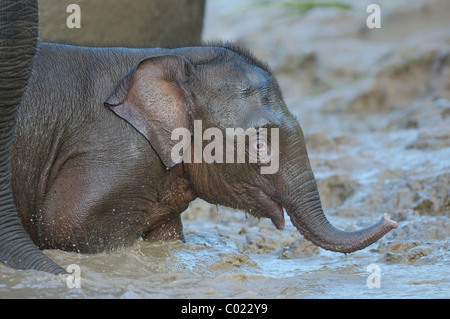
[
  {"left": 0, "top": 203, "right": 448, "bottom": 298},
  {"left": 1, "top": 0, "right": 449, "bottom": 298}
]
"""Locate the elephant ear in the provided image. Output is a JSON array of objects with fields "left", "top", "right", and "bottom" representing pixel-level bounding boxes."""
[{"left": 104, "top": 55, "right": 193, "bottom": 169}]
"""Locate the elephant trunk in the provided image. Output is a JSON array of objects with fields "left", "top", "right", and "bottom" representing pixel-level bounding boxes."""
[
  {"left": 0, "top": 0, "right": 65, "bottom": 274},
  {"left": 284, "top": 171, "right": 397, "bottom": 253}
]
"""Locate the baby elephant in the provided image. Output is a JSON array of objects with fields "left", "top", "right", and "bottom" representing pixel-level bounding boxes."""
[{"left": 10, "top": 42, "right": 396, "bottom": 272}]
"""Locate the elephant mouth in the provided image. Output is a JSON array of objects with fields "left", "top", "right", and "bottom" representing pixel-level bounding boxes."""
[
  {"left": 268, "top": 201, "right": 285, "bottom": 230},
  {"left": 258, "top": 190, "right": 285, "bottom": 230}
]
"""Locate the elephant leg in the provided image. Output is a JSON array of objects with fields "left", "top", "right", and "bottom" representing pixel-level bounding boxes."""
[
  {"left": 38, "top": 160, "right": 153, "bottom": 253},
  {"left": 0, "top": 0, "right": 64, "bottom": 274},
  {"left": 142, "top": 216, "right": 185, "bottom": 242},
  {"left": 38, "top": 169, "right": 100, "bottom": 252}
]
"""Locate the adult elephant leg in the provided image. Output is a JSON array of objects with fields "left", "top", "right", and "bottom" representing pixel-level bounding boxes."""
[{"left": 0, "top": 0, "right": 65, "bottom": 274}]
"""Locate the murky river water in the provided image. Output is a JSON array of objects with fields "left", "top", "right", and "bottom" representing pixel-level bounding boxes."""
[
  {"left": 1, "top": 0, "right": 449, "bottom": 299},
  {"left": 1, "top": 202, "right": 449, "bottom": 298}
]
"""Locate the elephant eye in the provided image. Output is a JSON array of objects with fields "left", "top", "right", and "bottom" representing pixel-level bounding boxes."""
[
  {"left": 255, "top": 140, "right": 267, "bottom": 152},
  {"left": 251, "top": 134, "right": 271, "bottom": 156}
]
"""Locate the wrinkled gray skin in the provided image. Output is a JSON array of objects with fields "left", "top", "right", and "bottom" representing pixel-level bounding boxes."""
[
  {"left": 10, "top": 42, "right": 397, "bottom": 273},
  {"left": 0, "top": 1, "right": 65, "bottom": 274}
]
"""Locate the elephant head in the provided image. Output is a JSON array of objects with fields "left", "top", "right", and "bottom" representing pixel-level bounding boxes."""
[
  {"left": 0, "top": 1, "right": 65, "bottom": 274},
  {"left": 106, "top": 44, "right": 398, "bottom": 254}
]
